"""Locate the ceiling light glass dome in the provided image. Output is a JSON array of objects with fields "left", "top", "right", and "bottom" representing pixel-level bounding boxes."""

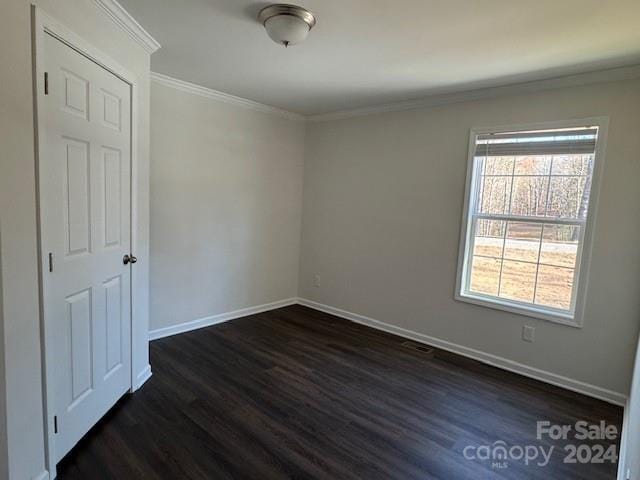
[{"left": 258, "top": 4, "right": 316, "bottom": 47}]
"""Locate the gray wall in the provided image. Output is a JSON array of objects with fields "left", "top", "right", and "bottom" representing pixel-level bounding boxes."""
[
  {"left": 299, "top": 78, "right": 640, "bottom": 396},
  {"left": 149, "top": 82, "right": 305, "bottom": 331}
]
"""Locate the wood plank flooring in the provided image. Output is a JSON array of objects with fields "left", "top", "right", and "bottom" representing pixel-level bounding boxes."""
[{"left": 57, "top": 305, "right": 622, "bottom": 479}]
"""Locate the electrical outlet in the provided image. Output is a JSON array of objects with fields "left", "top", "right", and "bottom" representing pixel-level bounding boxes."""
[
  {"left": 626, "top": 468, "right": 631, "bottom": 480},
  {"left": 522, "top": 326, "right": 535, "bottom": 343},
  {"left": 313, "top": 274, "right": 321, "bottom": 287}
]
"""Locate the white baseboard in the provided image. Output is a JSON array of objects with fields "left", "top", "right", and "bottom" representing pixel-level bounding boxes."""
[
  {"left": 148, "top": 298, "right": 298, "bottom": 341},
  {"left": 132, "top": 364, "right": 152, "bottom": 391},
  {"left": 33, "top": 470, "right": 49, "bottom": 480},
  {"left": 297, "top": 297, "right": 627, "bottom": 406}
]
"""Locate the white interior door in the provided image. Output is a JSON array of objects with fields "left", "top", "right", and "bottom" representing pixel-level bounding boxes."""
[{"left": 40, "top": 32, "right": 132, "bottom": 463}]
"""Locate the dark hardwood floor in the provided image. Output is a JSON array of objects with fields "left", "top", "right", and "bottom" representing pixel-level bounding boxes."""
[{"left": 57, "top": 305, "right": 622, "bottom": 479}]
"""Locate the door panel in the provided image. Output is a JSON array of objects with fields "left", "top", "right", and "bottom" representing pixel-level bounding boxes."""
[
  {"left": 100, "top": 88, "right": 122, "bottom": 131},
  {"left": 66, "top": 288, "right": 93, "bottom": 405},
  {"left": 63, "top": 137, "right": 91, "bottom": 256},
  {"left": 40, "top": 32, "right": 132, "bottom": 463},
  {"left": 61, "top": 68, "right": 89, "bottom": 120},
  {"left": 103, "top": 147, "right": 122, "bottom": 248},
  {"left": 104, "top": 275, "right": 123, "bottom": 376}
]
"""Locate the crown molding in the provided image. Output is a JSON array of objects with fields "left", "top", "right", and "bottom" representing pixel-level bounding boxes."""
[
  {"left": 308, "top": 64, "right": 640, "bottom": 122},
  {"left": 150, "top": 72, "right": 305, "bottom": 121},
  {"left": 93, "top": 0, "right": 161, "bottom": 54}
]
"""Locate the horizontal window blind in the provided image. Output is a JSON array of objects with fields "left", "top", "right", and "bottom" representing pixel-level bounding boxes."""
[{"left": 475, "top": 128, "right": 598, "bottom": 157}]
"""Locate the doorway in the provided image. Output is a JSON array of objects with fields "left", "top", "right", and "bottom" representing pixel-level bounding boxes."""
[{"left": 33, "top": 11, "right": 138, "bottom": 474}]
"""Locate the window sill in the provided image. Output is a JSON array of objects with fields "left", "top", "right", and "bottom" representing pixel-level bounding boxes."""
[{"left": 455, "top": 292, "right": 582, "bottom": 328}]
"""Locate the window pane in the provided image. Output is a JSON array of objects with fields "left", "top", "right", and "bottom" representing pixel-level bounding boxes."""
[
  {"left": 473, "top": 220, "right": 505, "bottom": 257},
  {"left": 551, "top": 154, "right": 593, "bottom": 176},
  {"left": 463, "top": 126, "right": 598, "bottom": 319},
  {"left": 504, "top": 222, "right": 542, "bottom": 262},
  {"left": 478, "top": 176, "right": 512, "bottom": 214},
  {"left": 499, "top": 260, "right": 536, "bottom": 303},
  {"left": 481, "top": 156, "right": 514, "bottom": 176},
  {"left": 535, "top": 265, "right": 574, "bottom": 310},
  {"left": 546, "top": 176, "right": 589, "bottom": 219},
  {"left": 514, "top": 156, "right": 551, "bottom": 176},
  {"left": 509, "top": 176, "right": 548, "bottom": 216},
  {"left": 469, "top": 256, "right": 501, "bottom": 296},
  {"left": 540, "top": 225, "right": 579, "bottom": 268}
]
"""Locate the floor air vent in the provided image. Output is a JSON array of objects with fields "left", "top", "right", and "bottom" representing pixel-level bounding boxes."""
[{"left": 401, "top": 341, "right": 435, "bottom": 357}]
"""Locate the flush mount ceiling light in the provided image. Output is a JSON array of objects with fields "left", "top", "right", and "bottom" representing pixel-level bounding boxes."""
[{"left": 258, "top": 4, "right": 316, "bottom": 47}]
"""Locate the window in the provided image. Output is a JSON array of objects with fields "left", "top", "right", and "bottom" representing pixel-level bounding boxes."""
[{"left": 456, "top": 120, "right": 606, "bottom": 326}]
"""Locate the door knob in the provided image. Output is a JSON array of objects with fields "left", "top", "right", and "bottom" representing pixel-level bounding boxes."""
[{"left": 123, "top": 254, "right": 137, "bottom": 265}]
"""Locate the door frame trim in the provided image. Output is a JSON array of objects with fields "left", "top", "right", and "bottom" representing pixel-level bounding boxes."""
[{"left": 31, "top": 6, "right": 141, "bottom": 476}]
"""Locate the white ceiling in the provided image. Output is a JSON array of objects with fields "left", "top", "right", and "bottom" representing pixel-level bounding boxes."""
[{"left": 119, "top": 0, "right": 640, "bottom": 116}]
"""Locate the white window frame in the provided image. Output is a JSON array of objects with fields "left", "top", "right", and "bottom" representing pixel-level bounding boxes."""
[{"left": 455, "top": 117, "right": 609, "bottom": 328}]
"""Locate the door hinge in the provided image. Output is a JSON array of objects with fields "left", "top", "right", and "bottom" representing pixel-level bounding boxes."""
[
  {"left": 44, "top": 72, "right": 49, "bottom": 95},
  {"left": 53, "top": 415, "right": 58, "bottom": 434},
  {"left": 48, "top": 252, "right": 53, "bottom": 273}
]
